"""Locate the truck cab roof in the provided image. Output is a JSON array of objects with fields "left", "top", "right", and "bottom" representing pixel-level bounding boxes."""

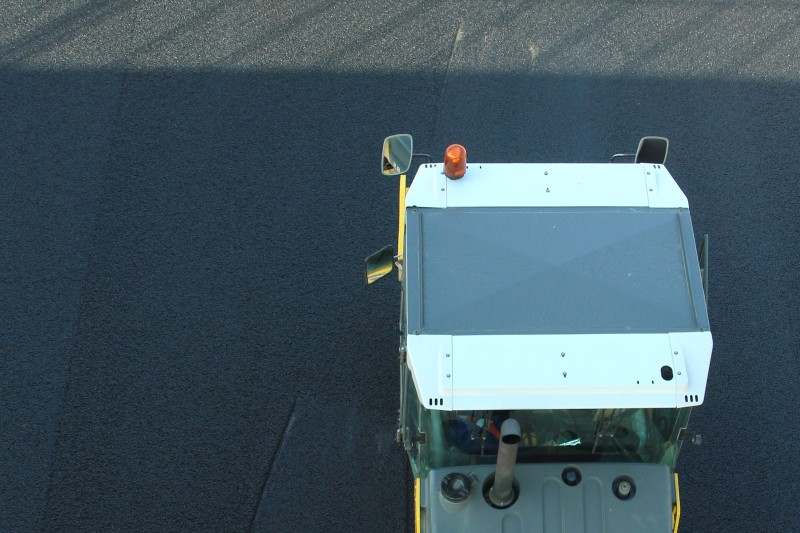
[{"left": 403, "top": 162, "right": 712, "bottom": 412}]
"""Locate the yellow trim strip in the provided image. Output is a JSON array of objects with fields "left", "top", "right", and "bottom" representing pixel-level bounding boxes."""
[
  {"left": 673, "top": 472, "right": 681, "bottom": 533},
  {"left": 414, "top": 476, "right": 421, "bottom": 533},
  {"left": 397, "top": 173, "right": 407, "bottom": 264}
]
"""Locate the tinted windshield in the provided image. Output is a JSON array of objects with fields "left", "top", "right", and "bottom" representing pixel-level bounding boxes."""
[
  {"left": 400, "top": 366, "right": 692, "bottom": 477},
  {"left": 451, "top": 408, "right": 685, "bottom": 457},
  {"left": 413, "top": 405, "right": 691, "bottom": 476}
]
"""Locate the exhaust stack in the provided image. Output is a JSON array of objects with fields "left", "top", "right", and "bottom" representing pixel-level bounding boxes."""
[{"left": 489, "top": 419, "right": 521, "bottom": 508}]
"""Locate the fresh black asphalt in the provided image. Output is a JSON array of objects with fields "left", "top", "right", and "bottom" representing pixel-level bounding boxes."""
[{"left": 1, "top": 2, "right": 798, "bottom": 532}]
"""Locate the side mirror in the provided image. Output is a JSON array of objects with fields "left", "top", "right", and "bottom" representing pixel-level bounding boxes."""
[
  {"left": 381, "top": 134, "right": 413, "bottom": 176},
  {"left": 635, "top": 136, "right": 669, "bottom": 164},
  {"left": 610, "top": 136, "right": 670, "bottom": 163},
  {"left": 365, "top": 245, "right": 395, "bottom": 284}
]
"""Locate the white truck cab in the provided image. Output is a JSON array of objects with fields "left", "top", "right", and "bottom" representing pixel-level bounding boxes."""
[{"left": 366, "top": 135, "right": 710, "bottom": 533}]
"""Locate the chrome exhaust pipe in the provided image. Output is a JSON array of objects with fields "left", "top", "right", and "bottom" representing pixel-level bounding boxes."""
[{"left": 489, "top": 418, "right": 521, "bottom": 508}]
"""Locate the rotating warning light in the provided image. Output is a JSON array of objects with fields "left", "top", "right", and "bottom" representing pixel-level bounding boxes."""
[{"left": 444, "top": 144, "right": 467, "bottom": 179}]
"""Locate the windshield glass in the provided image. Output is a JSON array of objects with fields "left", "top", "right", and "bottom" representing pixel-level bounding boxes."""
[
  {"left": 421, "top": 408, "right": 690, "bottom": 475},
  {"left": 399, "top": 367, "right": 692, "bottom": 478}
]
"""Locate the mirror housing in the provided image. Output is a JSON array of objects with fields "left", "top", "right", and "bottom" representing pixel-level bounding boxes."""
[
  {"left": 381, "top": 134, "right": 413, "bottom": 176},
  {"left": 365, "top": 245, "right": 395, "bottom": 284},
  {"left": 610, "top": 136, "right": 670, "bottom": 163},
  {"left": 635, "top": 136, "right": 669, "bottom": 164}
]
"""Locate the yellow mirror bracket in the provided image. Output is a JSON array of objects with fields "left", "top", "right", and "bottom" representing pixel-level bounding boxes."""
[
  {"left": 415, "top": 476, "right": 421, "bottom": 533},
  {"left": 672, "top": 472, "right": 681, "bottom": 533},
  {"left": 397, "top": 173, "right": 408, "bottom": 280}
]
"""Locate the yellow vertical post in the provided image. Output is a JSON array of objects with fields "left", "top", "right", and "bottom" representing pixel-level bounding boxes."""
[
  {"left": 672, "top": 472, "right": 681, "bottom": 533},
  {"left": 414, "top": 477, "right": 421, "bottom": 533},
  {"left": 397, "top": 173, "right": 407, "bottom": 263}
]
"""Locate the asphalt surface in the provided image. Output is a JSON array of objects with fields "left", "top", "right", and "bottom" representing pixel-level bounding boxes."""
[{"left": 1, "top": 1, "right": 798, "bottom": 532}]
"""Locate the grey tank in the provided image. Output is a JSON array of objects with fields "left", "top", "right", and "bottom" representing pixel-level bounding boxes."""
[{"left": 422, "top": 462, "right": 674, "bottom": 533}]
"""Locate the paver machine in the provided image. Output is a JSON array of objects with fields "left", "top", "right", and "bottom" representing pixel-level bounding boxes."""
[{"left": 366, "top": 134, "right": 711, "bottom": 533}]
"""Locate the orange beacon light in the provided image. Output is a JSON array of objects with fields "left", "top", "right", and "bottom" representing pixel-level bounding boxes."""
[{"left": 444, "top": 144, "right": 467, "bottom": 179}]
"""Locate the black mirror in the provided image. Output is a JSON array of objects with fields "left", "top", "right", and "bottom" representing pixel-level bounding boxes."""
[
  {"left": 381, "top": 134, "right": 413, "bottom": 176},
  {"left": 365, "top": 245, "right": 395, "bottom": 284},
  {"left": 635, "top": 136, "right": 669, "bottom": 164}
]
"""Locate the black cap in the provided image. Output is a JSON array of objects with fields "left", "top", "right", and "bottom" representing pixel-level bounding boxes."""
[{"left": 441, "top": 473, "right": 473, "bottom": 503}]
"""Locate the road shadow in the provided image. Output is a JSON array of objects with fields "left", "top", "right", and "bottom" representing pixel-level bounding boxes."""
[{"left": 1, "top": 67, "right": 798, "bottom": 532}]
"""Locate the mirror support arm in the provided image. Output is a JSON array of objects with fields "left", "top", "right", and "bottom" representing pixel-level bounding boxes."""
[{"left": 413, "top": 153, "right": 432, "bottom": 164}]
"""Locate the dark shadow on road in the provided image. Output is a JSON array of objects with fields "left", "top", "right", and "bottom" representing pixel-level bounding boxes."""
[{"left": 1, "top": 67, "right": 798, "bottom": 532}]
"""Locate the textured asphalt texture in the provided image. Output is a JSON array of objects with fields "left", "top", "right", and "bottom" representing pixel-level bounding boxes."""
[{"left": 1, "top": 1, "right": 798, "bottom": 532}]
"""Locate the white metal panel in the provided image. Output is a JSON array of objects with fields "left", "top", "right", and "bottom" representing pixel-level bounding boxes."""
[
  {"left": 406, "top": 335, "right": 453, "bottom": 410},
  {"left": 669, "top": 331, "right": 713, "bottom": 406},
  {"left": 450, "top": 334, "right": 683, "bottom": 410},
  {"left": 409, "top": 334, "right": 701, "bottom": 411},
  {"left": 406, "top": 163, "right": 690, "bottom": 209},
  {"left": 645, "top": 165, "right": 689, "bottom": 208},
  {"left": 404, "top": 165, "right": 447, "bottom": 208},
  {"left": 446, "top": 164, "right": 649, "bottom": 208},
  {"left": 407, "top": 332, "right": 712, "bottom": 411}
]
